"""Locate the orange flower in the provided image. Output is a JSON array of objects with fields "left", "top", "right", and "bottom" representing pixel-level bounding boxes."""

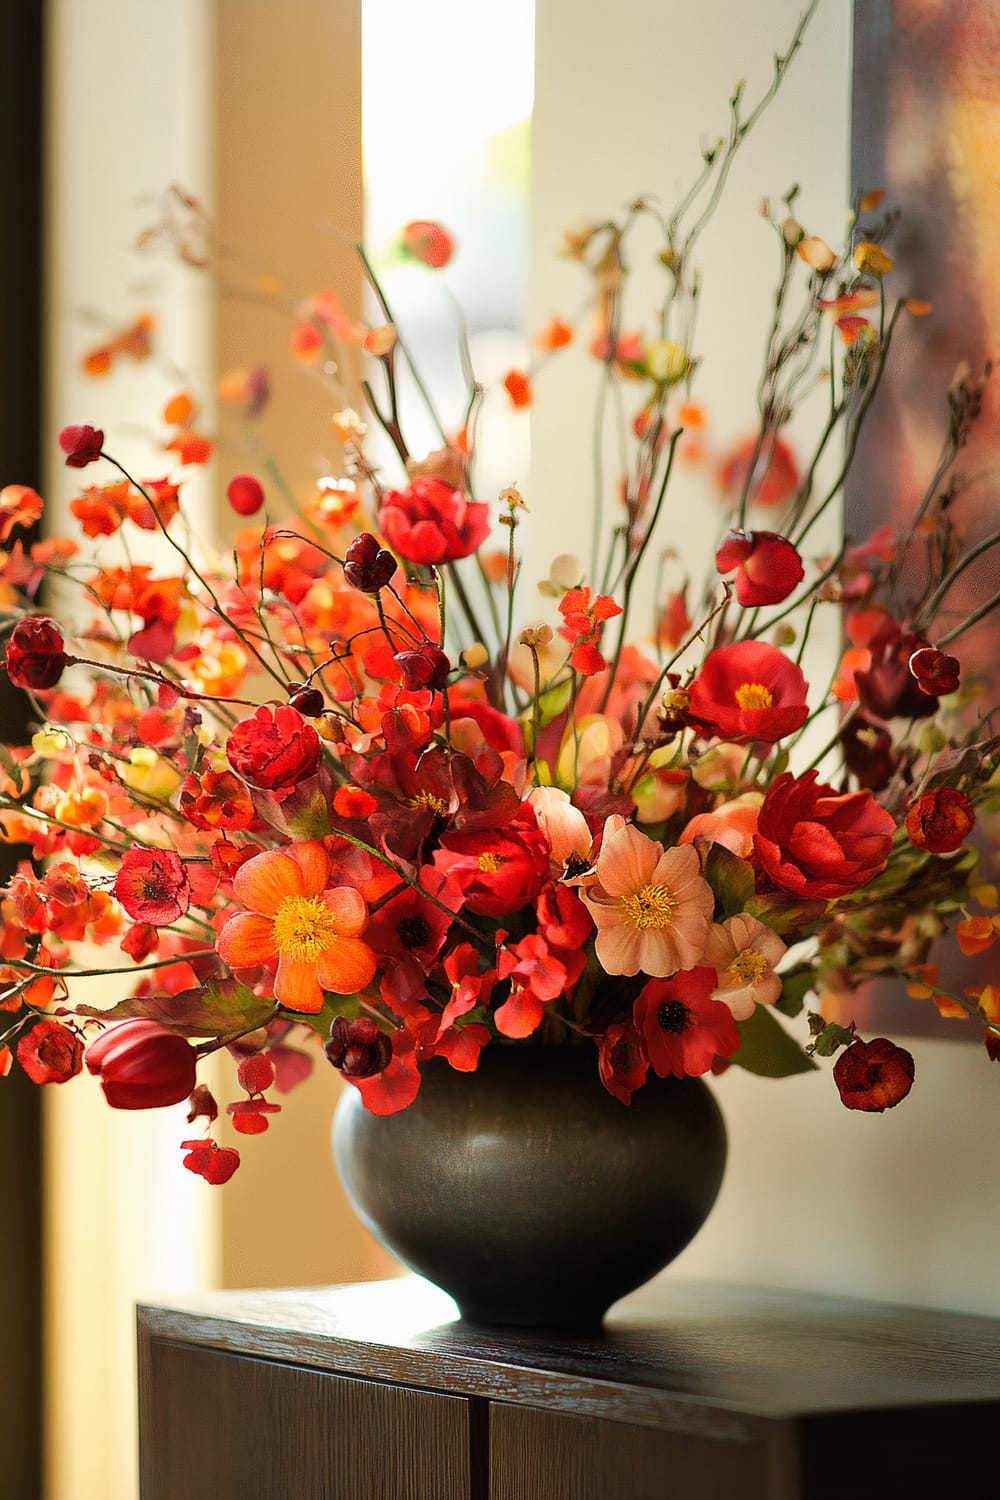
[
  {"left": 216, "top": 840, "right": 376, "bottom": 1013},
  {"left": 581, "top": 817, "right": 713, "bottom": 977},
  {"left": 503, "top": 369, "right": 533, "bottom": 408},
  {"left": 535, "top": 317, "right": 573, "bottom": 352}
]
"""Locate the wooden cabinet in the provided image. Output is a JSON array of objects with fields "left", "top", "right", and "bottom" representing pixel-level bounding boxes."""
[{"left": 137, "top": 1278, "right": 1000, "bottom": 1499}]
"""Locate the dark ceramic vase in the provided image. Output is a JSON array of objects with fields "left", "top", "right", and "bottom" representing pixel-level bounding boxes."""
[{"left": 332, "top": 1041, "right": 727, "bottom": 1330}]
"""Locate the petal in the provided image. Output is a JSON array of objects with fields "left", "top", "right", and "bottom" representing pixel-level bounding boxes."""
[
  {"left": 217, "top": 912, "right": 277, "bottom": 967},
  {"left": 233, "top": 849, "right": 303, "bottom": 916},
  {"left": 596, "top": 822, "right": 658, "bottom": 898},
  {"left": 594, "top": 922, "right": 645, "bottom": 976},
  {"left": 322, "top": 885, "right": 368, "bottom": 937},
  {"left": 285, "top": 839, "right": 331, "bottom": 897},
  {"left": 274, "top": 955, "right": 324, "bottom": 1013},
  {"left": 316, "top": 936, "right": 377, "bottom": 995}
]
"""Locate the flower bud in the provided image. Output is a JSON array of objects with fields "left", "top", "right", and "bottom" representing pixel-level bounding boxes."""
[
  {"left": 909, "top": 646, "right": 960, "bottom": 698},
  {"left": 343, "top": 532, "right": 397, "bottom": 592},
  {"left": 226, "top": 473, "right": 265, "bottom": 516},
  {"left": 5, "top": 616, "right": 69, "bottom": 691},
  {"left": 17, "top": 1020, "right": 84, "bottom": 1084},
  {"left": 58, "top": 423, "right": 104, "bottom": 468},
  {"left": 287, "top": 684, "right": 325, "bottom": 717},
  {"left": 85, "top": 1019, "right": 197, "bottom": 1109},
  {"left": 394, "top": 642, "right": 451, "bottom": 691},
  {"left": 325, "top": 1016, "right": 391, "bottom": 1078}
]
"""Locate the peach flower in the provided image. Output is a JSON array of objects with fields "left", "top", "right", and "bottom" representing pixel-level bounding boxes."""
[
  {"left": 678, "top": 791, "right": 763, "bottom": 859},
  {"left": 581, "top": 817, "right": 713, "bottom": 977},
  {"left": 701, "top": 914, "right": 786, "bottom": 1018}
]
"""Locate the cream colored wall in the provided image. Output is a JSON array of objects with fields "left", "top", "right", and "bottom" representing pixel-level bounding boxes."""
[{"left": 530, "top": 0, "right": 1000, "bottom": 1316}]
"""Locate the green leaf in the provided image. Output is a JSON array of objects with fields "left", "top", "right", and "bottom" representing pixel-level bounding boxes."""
[
  {"left": 745, "top": 891, "right": 826, "bottom": 937},
  {"left": 729, "top": 1004, "right": 817, "bottom": 1077},
  {"left": 703, "top": 843, "right": 755, "bottom": 919},
  {"left": 773, "top": 962, "right": 821, "bottom": 1018},
  {"left": 807, "top": 1018, "right": 856, "bottom": 1058},
  {"left": 75, "top": 978, "right": 275, "bottom": 1038},
  {"left": 534, "top": 677, "right": 572, "bottom": 730},
  {"left": 293, "top": 991, "right": 362, "bottom": 1038}
]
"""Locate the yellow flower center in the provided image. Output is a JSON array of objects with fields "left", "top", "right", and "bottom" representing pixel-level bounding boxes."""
[
  {"left": 619, "top": 882, "right": 675, "bottom": 930},
  {"left": 728, "top": 948, "right": 768, "bottom": 986},
  {"left": 410, "top": 789, "right": 448, "bottom": 817},
  {"left": 272, "top": 894, "right": 339, "bottom": 961},
  {"left": 478, "top": 851, "right": 505, "bottom": 873},
  {"left": 734, "top": 681, "right": 774, "bottom": 710}
]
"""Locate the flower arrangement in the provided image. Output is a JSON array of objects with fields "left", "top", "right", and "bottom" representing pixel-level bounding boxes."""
[{"left": 2, "top": 11, "right": 998, "bottom": 1184}]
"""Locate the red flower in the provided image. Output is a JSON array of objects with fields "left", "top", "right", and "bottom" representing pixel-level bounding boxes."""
[
  {"left": 401, "top": 219, "right": 455, "bottom": 269},
  {"left": 494, "top": 934, "right": 568, "bottom": 1038},
  {"left": 597, "top": 1020, "right": 649, "bottom": 1103},
  {"left": 0, "top": 484, "right": 44, "bottom": 543},
  {"left": 632, "top": 967, "right": 740, "bottom": 1078},
  {"left": 181, "top": 1137, "right": 241, "bottom": 1184},
  {"left": 343, "top": 532, "right": 397, "bottom": 592},
  {"left": 58, "top": 423, "right": 104, "bottom": 468},
  {"left": 5, "top": 616, "right": 69, "bottom": 690},
  {"left": 434, "top": 813, "right": 549, "bottom": 917},
  {"left": 85, "top": 1019, "right": 197, "bottom": 1109},
  {"left": 179, "top": 768, "right": 256, "bottom": 831},
  {"left": 379, "top": 477, "right": 490, "bottom": 565},
  {"left": 755, "top": 770, "right": 896, "bottom": 899},
  {"left": 226, "top": 473, "right": 265, "bottom": 516},
  {"left": 114, "top": 847, "right": 190, "bottom": 925},
  {"left": 718, "top": 433, "right": 798, "bottom": 507},
  {"left": 503, "top": 369, "right": 533, "bottom": 408},
  {"left": 833, "top": 1037, "right": 914, "bottom": 1112},
  {"left": 905, "top": 787, "right": 975, "bottom": 854},
  {"left": 226, "top": 704, "right": 321, "bottom": 791},
  {"left": 686, "top": 640, "right": 809, "bottom": 744},
  {"left": 558, "top": 586, "right": 622, "bottom": 676},
  {"left": 325, "top": 1016, "right": 391, "bottom": 1077},
  {"left": 393, "top": 642, "right": 451, "bottom": 691},
  {"left": 17, "top": 1020, "right": 83, "bottom": 1084},
  {"left": 909, "top": 646, "right": 960, "bottom": 697},
  {"left": 715, "top": 529, "right": 804, "bottom": 606}
]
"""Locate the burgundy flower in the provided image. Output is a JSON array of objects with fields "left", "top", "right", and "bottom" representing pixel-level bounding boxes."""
[
  {"left": 839, "top": 713, "right": 900, "bottom": 792},
  {"left": 85, "top": 1019, "right": 197, "bottom": 1109},
  {"left": 855, "top": 621, "right": 936, "bottom": 720},
  {"left": 632, "top": 967, "right": 740, "bottom": 1079},
  {"left": 114, "top": 847, "right": 190, "bottom": 925},
  {"left": 394, "top": 643, "right": 451, "bottom": 691},
  {"left": 905, "top": 787, "right": 975, "bottom": 855},
  {"left": 325, "top": 1016, "right": 391, "bottom": 1078},
  {"left": 686, "top": 640, "right": 809, "bottom": 744},
  {"left": 909, "top": 646, "right": 960, "bottom": 698},
  {"left": 17, "top": 1020, "right": 83, "bottom": 1084},
  {"left": 715, "top": 529, "right": 804, "bottom": 606},
  {"left": 343, "top": 532, "right": 397, "bottom": 592},
  {"left": 379, "top": 477, "right": 490, "bottom": 565},
  {"left": 755, "top": 770, "right": 896, "bottom": 899},
  {"left": 833, "top": 1037, "right": 914, "bottom": 1112},
  {"left": 597, "top": 1020, "right": 649, "bottom": 1103},
  {"left": 226, "top": 704, "right": 321, "bottom": 791},
  {"left": 5, "top": 616, "right": 68, "bottom": 690},
  {"left": 58, "top": 423, "right": 104, "bottom": 468}
]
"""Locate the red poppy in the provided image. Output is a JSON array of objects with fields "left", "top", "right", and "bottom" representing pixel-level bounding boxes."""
[
  {"left": 114, "top": 847, "right": 190, "bottom": 925},
  {"left": 833, "top": 1037, "right": 914, "bottom": 1112},
  {"left": 686, "top": 640, "right": 809, "bottom": 744},
  {"left": 85, "top": 1019, "right": 197, "bottom": 1109},
  {"left": 5, "top": 616, "right": 68, "bottom": 691},
  {"left": 718, "top": 433, "right": 798, "bottom": 508},
  {"left": 715, "top": 529, "right": 804, "bottom": 606},
  {"left": 434, "top": 813, "right": 550, "bottom": 917},
  {"left": 632, "top": 967, "right": 740, "bottom": 1078},
  {"left": 179, "top": 768, "right": 256, "bottom": 831},
  {"left": 905, "top": 787, "right": 975, "bottom": 855},
  {"left": 909, "top": 646, "right": 960, "bottom": 698},
  {"left": 226, "top": 704, "right": 322, "bottom": 792},
  {"left": 17, "top": 1020, "right": 84, "bottom": 1084},
  {"left": 754, "top": 770, "right": 896, "bottom": 900},
  {"left": 379, "top": 477, "right": 490, "bottom": 565}
]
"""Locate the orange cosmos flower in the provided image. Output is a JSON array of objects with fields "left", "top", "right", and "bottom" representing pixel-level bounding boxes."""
[
  {"left": 216, "top": 841, "right": 376, "bottom": 1013},
  {"left": 580, "top": 817, "right": 713, "bottom": 978}
]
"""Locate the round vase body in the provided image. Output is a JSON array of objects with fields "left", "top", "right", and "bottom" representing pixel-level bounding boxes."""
[{"left": 333, "top": 1042, "right": 727, "bottom": 1329}]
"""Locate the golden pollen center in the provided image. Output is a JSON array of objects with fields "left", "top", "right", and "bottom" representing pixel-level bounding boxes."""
[
  {"left": 272, "top": 894, "right": 338, "bottom": 961},
  {"left": 734, "top": 680, "right": 774, "bottom": 711},
  {"left": 728, "top": 948, "right": 768, "bottom": 985},
  {"left": 410, "top": 790, "right": 448, "bottom": 817},
  {"left": 619, "top": 883, "right": 675, "bottom": 930},
  {"left": 478, "top": 851, "right": 505, "bottom": 873}
]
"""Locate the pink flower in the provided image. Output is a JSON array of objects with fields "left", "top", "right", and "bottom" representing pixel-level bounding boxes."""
[
  {"left": 580, "top": 817, "right": 713, "bottom": 977},
  {"left": 701, "top": 914, "right": 787, "bottom": 1018}
]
